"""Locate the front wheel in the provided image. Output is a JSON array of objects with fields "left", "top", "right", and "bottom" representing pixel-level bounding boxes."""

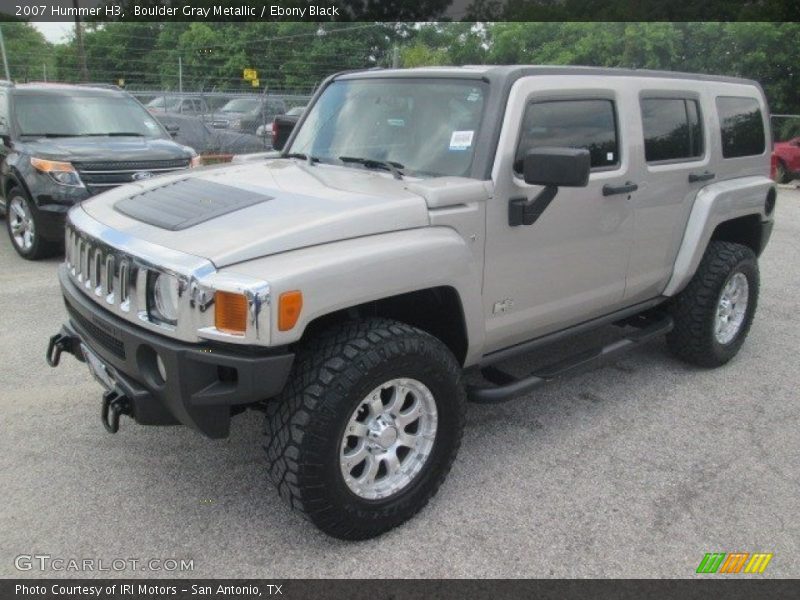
[
  {"left": 264, "top": 318, "right": 466, "bottom": 540},
  {"left": 667, "top": 241, "right": 759, "bottom": 367},
  {"left": 5, "top": 188, "right": 59, "bottom": 260}
]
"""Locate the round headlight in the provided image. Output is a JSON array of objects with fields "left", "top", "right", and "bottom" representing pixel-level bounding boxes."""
[{"left": 152, "top": 273, "right": 180, "bottom": 324}]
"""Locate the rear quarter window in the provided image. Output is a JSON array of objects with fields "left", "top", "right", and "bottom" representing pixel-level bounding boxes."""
[
  {"left": 716, "top": 96, "right": 766, "bottom": 158},
  {"left": 641, "top": 98, "right": 703, "bottom": 162}
]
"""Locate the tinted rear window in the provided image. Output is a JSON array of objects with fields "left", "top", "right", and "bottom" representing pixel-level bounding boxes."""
[
  {"left": 716, "top": 96, "right": 765, "bottom": 158},
  {"left": 515, "top": 99, "right": 619, "bottom": 172},
  {"left": 641, "top": 98, "right": 703, "bottom": 162}
]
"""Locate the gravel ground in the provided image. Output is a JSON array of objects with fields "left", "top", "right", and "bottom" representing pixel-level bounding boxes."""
[{"left": 1, "top": 187, "right": 798, "bottom": 579}]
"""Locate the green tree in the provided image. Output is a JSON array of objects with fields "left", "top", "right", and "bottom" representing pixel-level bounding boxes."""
[{"left": 0, "top": 22, "right": 54, "bottom": 82}]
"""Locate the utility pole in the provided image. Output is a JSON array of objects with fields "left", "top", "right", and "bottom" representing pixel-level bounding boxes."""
[
  {"left": 73, "top": 0, "right": 89, "bottom": 82},
  {"left": 43, "top": 63, "right": 47, "bottom": 82},
  {"left": 0, "top": 25, "right": 10, "bottom": 80},
  {"left": 392, "top": 45, "right": 400, "bottom": 69},
  {"left": 178, "top": 56, "right": 183, "bottom": 93}
]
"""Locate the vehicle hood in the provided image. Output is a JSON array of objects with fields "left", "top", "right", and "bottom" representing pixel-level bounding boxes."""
[
  {"left": 79, "top": 159, "right": 431, "bottom": 267},
  {"left": 17, "top": 136, "right": 193, "bottom": 163}
]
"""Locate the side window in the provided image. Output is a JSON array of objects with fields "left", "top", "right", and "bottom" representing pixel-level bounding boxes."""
[
  {"left": 181, "top": 99, "right": 193, "bottom": 112},
  {"left": 515, "top": 99, "right": 619, "bottom": 173},
  {"left": 641, "top": 98, "right": 704, "bottom": 162},
  {"left": 716, "top": 96, "right": 765, "bottom": 158},
  {"left": 266, "top": 101, "right": 281, "bottom": 117}
]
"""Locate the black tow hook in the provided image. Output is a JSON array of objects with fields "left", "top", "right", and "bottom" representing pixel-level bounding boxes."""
[
  {"left": 101, "top": 389, "right": 132, "bottom": 434},
  {"left": 47, "top": 332, "right": 77, "bottom": 367}
]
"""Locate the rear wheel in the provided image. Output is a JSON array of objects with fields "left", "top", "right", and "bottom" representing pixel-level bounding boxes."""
[
  {"left": 667, "top": 241, "right": 759, "bottom": 367},
  {"left": 264, "top": 318, "right": 466, "bottom": 540},
  {"left": 5, "top": 188, "right": 59, "bottom": 260}
]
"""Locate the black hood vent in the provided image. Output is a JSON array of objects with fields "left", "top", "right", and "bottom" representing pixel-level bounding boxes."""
[{"left": 114, "top": 178, "right": 271, "bottom": 231}]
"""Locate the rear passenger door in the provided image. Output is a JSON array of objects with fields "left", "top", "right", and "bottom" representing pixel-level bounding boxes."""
[
  {"left": 484, "top": 79, "right": 636, "bottom": 353},
  {"left": 624, "top": 91, "right": 708, "bottom": 302}
]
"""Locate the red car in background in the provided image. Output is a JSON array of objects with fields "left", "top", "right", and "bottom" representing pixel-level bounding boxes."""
[{"left": 772, "top": 137, "right": 800, "bottom": 183}]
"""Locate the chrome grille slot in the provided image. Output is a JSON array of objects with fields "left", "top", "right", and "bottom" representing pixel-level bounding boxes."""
[
  {"left": 104, "top": 255, "right": 115, "bottom": 301},
  {"left": 118, "top": 259, "right": 130, "bottom": 312},
  {"left": 83, "top": 245, "right": 92, "bottom": 290},
  {"left": 65, "top": 228, "right": 72, "bottom": 266},
  {"left": 78, "top": 240, "right": 87, "bottom": 282},
  {"left": 92, "top": 248, "right": 103, "bottom": 295}
]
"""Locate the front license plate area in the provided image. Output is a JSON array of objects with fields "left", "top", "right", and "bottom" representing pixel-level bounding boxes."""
[{"left": 81, "top": 344, "right": 116, "bottom": 392}]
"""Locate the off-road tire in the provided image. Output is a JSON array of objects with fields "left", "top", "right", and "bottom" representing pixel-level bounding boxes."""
[
  {"left": 264, "top": 318, "right": 466, "bottom": 540},
  {"left": 667, "top": 241, "right": 759, "bottom": 367},
  {"left": 5, "top": 187, "right": 60, "bottom": 260}
]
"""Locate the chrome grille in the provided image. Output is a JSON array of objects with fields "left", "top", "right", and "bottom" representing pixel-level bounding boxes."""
[
  {"left": 62, "top": 208, "right": 268, "bottom": 346},
  {"left": 74, "top": 158, "right": 191, "bottom": 195},
  {"left": 65, "top": 223, "right": 144, "bottom": 316}
]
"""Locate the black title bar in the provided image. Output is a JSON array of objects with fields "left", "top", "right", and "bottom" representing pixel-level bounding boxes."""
[{"left": 1, "top": 0, "right": 799, "bottom": 23}]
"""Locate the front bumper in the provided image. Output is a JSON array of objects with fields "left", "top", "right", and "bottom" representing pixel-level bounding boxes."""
[{"left": 53, "top": 265, "right": 294, "bottom": 438}]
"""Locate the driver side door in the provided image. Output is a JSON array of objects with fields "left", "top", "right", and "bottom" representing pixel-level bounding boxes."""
[{"left": 483, "top": 78, "right": 636, "bottom": 353}]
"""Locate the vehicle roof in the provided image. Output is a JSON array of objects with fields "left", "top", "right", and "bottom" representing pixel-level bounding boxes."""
[
  {"left": 11, "top": 83, "right": 127, "bottom": 96},
  {"left": 335, "top": 65, "right": 761, "bottom": 88}
]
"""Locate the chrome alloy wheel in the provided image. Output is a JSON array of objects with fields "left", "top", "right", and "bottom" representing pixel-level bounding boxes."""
[
  {"left": 340, "top": 378, "right": 438, "bottom": 500},
  {"left": 9, "top": 196, "right": 35, "bottom": 252},
  {"left": 715, "top": 272, "right": 749, "bottom": 345}
]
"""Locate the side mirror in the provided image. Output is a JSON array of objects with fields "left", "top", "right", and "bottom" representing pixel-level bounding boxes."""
[
  {"left": 165, "top": 123, "right": 180, "bottom": 138},
  {"left": 510, "top": 147, "right": 591, "bottom": 227},
  {"left": 522, "top": 147, "right": 591, "bottom": 187}
]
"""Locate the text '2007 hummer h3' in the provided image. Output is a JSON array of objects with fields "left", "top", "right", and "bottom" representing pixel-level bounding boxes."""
[{"left": 48, "top": 66, "right": 776, "bottom": 539}]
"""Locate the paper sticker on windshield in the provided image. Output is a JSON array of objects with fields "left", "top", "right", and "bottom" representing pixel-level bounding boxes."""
[{"left": 449, "top": 130, "right": 474, "bottom": 151}]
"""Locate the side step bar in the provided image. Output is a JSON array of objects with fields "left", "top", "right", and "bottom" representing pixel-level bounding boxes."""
[{"left": 467, "top": 314, "right": 674, "bottom": 404}]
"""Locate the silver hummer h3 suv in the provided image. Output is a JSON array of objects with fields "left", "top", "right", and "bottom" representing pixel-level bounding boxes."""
[{"left": 48, "top": 66, "right": 776, "bottom": 539}]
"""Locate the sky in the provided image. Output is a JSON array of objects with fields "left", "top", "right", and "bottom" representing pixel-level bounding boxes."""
[{"left": 34, "top": 22, "right": 74, "bottom": 44}]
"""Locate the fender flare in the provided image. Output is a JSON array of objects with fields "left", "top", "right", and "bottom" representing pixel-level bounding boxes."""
[{"left": 663, "top": 176, "right": 775, "bottom": 297}]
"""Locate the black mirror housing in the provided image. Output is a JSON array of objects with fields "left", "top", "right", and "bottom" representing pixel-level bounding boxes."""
[{"left": 523, "top": 147, "right": 591, "bottom": 187}]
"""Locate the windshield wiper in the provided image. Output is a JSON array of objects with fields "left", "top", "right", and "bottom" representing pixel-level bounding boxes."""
[
  {"left": 283, "top": 152, "right": 320, "bottom": 166},
  {"left": 339, "top": 156, "right": 404, "bottom": 180},
  {"left": 20, "top": 133, "right": 82, "bottom": 138},
  {"left": 84, "top": 132, "right": 145, "bottom": 137}
]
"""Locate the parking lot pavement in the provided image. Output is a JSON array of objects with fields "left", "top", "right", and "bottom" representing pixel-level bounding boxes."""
[{"left": 1, "top": 188, "right": 798, "bottom": 579}]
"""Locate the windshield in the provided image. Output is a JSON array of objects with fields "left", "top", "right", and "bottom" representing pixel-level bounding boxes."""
[
  {"left": 146, "top": 96, "right": 181, "bottom": 111},
  {"left": 17, "top": 94, "right": 166, "bottom": 138},
  {"left": 220, "top": 98, "right": 261, "bottom": 113},
  {"left": 288, "top": 79, "right": 487, "bottom": 178}
]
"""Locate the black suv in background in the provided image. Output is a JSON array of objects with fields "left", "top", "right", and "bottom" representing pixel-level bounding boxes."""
[{"left": 0, "top": 83, "right": 197, "bottom": 260}]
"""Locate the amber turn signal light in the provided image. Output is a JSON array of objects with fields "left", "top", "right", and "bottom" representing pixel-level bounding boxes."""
[
  {"left": 215, "top": 291, "right": 248, "bottom": 335},
  {"left": 278, "top": 291, "right": 303, "bottom": 331}
]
